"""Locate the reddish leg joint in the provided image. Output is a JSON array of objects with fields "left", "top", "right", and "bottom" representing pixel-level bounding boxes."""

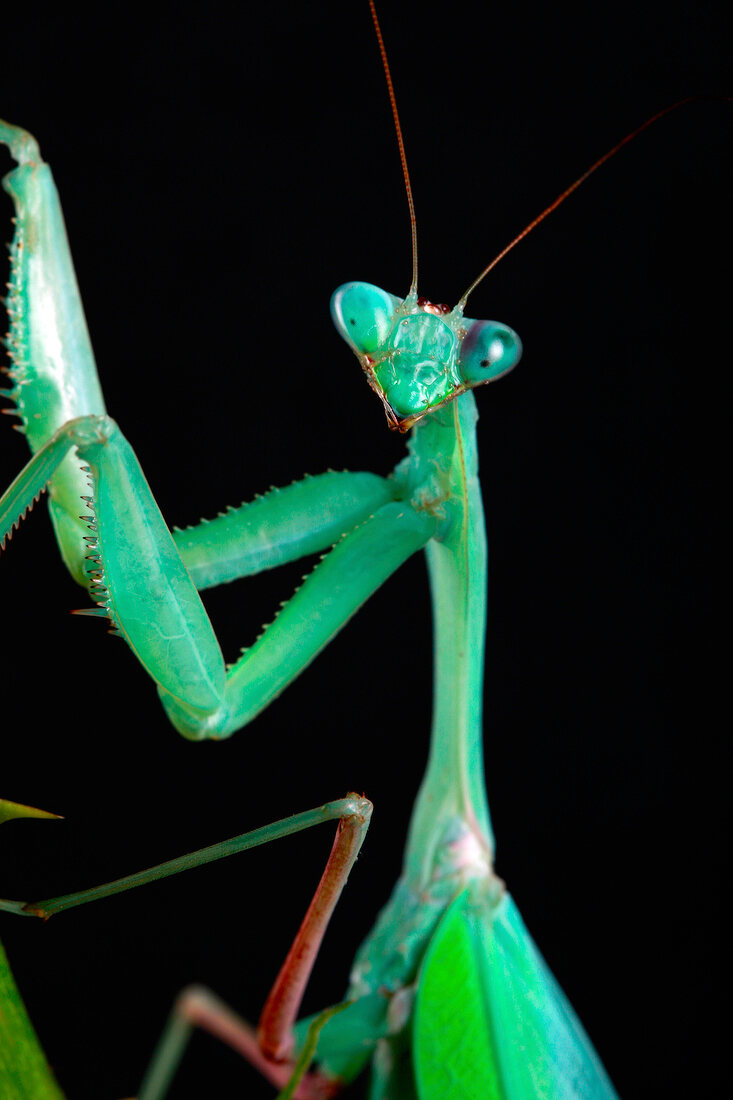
[
  {"left": 145, "top": 795, "right": 372, "bottom": 1100},
  {"left": 176, "top": 987, "right": 335, "bottom": 1098},
  {"left": 258, "top": 794, "right": 372, "bottom": 1064}
]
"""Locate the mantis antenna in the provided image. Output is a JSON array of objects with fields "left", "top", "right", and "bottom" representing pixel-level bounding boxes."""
[
  {"left": 369, "top": 7, "right": 726, "bottom": 319},
  {"left": 457, "top": 95, "right": 728, "bottom": 310},
  {"left": 369, "top": 0, "right": 419, "bottom": 297}
]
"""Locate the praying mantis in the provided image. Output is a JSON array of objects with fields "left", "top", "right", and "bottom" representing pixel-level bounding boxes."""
[{"left": 0, "top": 2, "right": 728, "bottom": 1097}]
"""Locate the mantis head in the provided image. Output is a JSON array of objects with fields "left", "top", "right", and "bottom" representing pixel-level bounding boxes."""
[{"left": 331, "top": 282, "right": 521, "bottom": 432}]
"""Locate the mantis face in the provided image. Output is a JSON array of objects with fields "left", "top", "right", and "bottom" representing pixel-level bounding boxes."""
[{"left": 331, "top": 281, "right": 522, "bottom": 431}]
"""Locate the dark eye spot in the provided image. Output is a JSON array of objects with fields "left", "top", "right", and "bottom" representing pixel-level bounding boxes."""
[
  {"left": 480, "top": 359, "right": 490, "bottom": 367},
  {"left": 349, "top": 317, "right": 356, "bottom": 326}
]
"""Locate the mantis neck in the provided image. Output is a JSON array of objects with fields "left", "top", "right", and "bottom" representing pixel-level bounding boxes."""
[
  {"left": 400, "top": 393, "right": 494, "bottom": 893},
  {"left": 345, "top": 394, "right": 495, "bottom": 1001}
]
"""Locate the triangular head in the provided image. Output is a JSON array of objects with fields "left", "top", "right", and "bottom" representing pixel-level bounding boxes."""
[{"left": 331, "top": 282, "right": 522, "bottom": 431}]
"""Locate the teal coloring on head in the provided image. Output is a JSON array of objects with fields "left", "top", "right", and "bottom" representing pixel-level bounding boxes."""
[
  {"left": 383, "top": 311, "right": 457, "bottom": 416},
  {"left": 457, "top": 320, "right": 522, "bottom": 385},
  {"left": 331, "top": 282, "right": 402, "bottom": 355},
  {"left": 331, "top": 281, "right": 522, "bottom": 431}
]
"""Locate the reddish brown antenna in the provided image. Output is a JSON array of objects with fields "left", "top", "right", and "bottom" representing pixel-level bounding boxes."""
[
  {"left": 458, "top": 96, "right": 718, "bottom": 310},
  {"left": 369, "top": 0, "right": 419, "bottom": 297}
]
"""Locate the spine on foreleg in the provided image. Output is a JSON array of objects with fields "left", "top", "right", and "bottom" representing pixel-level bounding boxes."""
[{"left": 1, "top": 120, "right": 106, "bottom": 584}]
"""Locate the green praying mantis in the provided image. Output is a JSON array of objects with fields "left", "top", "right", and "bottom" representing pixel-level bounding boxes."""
[{"left": 0, "top": 2, "right": 726, "bottom": 1100}]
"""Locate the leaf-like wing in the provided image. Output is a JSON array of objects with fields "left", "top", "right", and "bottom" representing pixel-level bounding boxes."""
[
  {"left": 413, "top": 889, "right": 503, "bottom": 1100},
  {"left": 413, "top": 887, "right": 619, "bottom": 1100}
]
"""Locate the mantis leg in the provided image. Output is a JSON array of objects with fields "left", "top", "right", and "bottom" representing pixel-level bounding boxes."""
[
  {"left": 2, "top": 795, "right": 375, "bottom": 1100},
  {"left": 0, "top": 120, "right": 106, "bottom": 585},
  {"left": 172, "top": 470, "right": 397, "bottom": 590},
  {"left": 0, "top": 421, "right": 85, "bottom": 550},
  {"left": 0, "top": 415, "right": 227, "bottom": 711},
  {"left": 0, "top": 414, "right": 436, "bottom": 736},
  {"left": 136, "top": 798, "right": 383, "bottom": 1100},
  {"left": 139, "top": 989, "right": 341, "bottom": 1100},
  {"left": 137, "top": 832, "right": 373, "bottom": 1100},
  {"left": 0, "top": 120, "right": 438, "bottom": 738},
  {"left": 173, "top": 495, "right": 438, "bottom": 739},
  {"left": 0, "top": 120, "right": 396, "bottom": 590}
]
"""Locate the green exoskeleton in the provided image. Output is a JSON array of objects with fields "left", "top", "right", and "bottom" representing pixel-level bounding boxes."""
[
  {"left": 0, "top": 81, "right": 619, "bottom": 1095},
  {"left": 3, "top": 92, "right": 614, "bottom": 1091},
  {"left": 0, "top": 3, "right": 727, "bottom": 1098}
]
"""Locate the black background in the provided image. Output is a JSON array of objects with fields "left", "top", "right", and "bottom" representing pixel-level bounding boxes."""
[{"left": 0, "top": 2, "right": 729, "bottom": 1098}]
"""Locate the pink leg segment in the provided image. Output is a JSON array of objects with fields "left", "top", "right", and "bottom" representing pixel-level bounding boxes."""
[
  {"left": 177, "top": 986, "right": 337, "bottom": 1099},
  {"left": 258, "top": 796, "right": 372, "bottom": 1063}
]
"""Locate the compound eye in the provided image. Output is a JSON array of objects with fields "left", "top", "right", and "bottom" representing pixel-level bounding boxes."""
[
  {"left": 331, "top": 282, "right": 401, "bottom": 355},
  {"left": 457, "top": 320, "right": 522, "bottom": 384}
]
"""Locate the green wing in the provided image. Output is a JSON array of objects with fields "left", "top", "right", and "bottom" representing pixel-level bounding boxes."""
[{"left": 413, "top": 887, "right": 619, "bottom": 1100}]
